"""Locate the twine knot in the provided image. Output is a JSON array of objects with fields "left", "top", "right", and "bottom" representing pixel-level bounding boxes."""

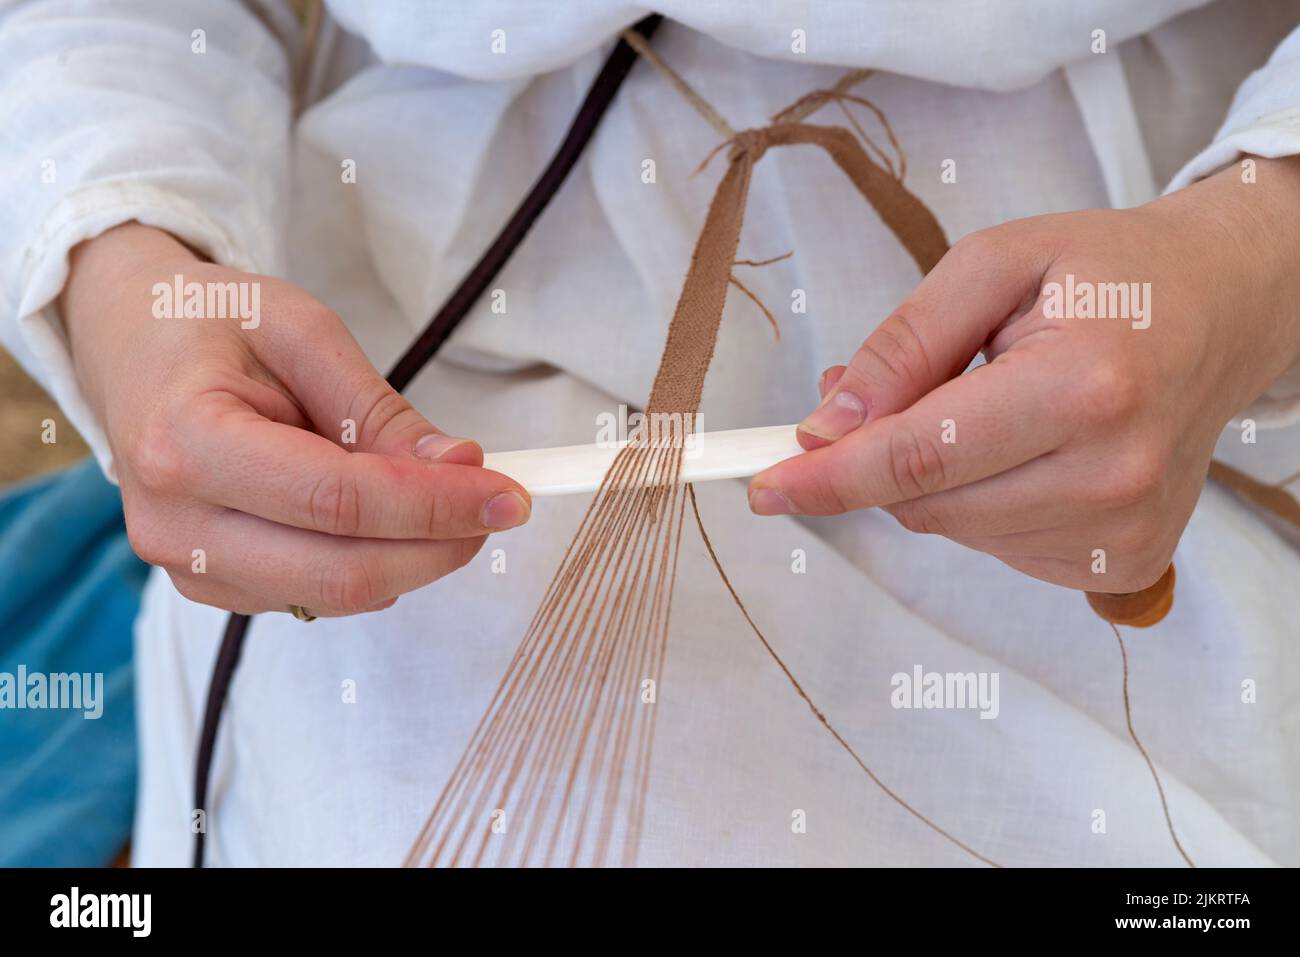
[{"left": 727, "top": 128, "right": 770, "bottom": 163}]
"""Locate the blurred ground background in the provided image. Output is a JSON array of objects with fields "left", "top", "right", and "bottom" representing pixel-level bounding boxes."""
[
  {"left": 2, "top": 348, "right": 130, "bottom": 867},
  {"left": 1, "top": 347, "right": 88, "bottom": 485}
]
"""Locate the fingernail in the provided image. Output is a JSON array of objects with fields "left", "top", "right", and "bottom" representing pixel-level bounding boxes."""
[
  {"left": 749, "top": 487, "right": 795, "bottom": 516},
  {"left": 414, "top": 433, "right": 472, "bottom": 461},
  {"left": 482, "top": 490, "right": 530, "bottom": 530},
  {"left": 799, "top": 390, "right": 866, "bottom": 441}
]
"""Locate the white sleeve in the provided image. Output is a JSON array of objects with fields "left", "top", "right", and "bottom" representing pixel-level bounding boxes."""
[
  {"left": 0, "top": 0, "right": 297, "bottom": 478},
  {"left": 1166, "top": 25, "right": 1300, "bottom": 430}
]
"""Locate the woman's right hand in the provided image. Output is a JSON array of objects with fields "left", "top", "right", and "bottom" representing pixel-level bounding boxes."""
[{"left": 60, "top": 223, "right": 530, "bottom": 617}]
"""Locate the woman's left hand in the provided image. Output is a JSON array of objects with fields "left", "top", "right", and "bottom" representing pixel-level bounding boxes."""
[{"left": 748, "top": 157, "right": 1300, "bottom": 592}]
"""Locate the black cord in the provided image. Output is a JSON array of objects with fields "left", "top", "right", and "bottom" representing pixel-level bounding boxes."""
[
  {"left": 192, "top": 14, "right": 663, "bottom": 867},
  {"left": 191, "top": 611, "right": 250, "bottom": 867}
]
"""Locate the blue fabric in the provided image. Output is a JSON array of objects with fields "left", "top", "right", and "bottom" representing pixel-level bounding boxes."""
[{"left": 0, "top": 459, "right": 147, "bottom": 866}]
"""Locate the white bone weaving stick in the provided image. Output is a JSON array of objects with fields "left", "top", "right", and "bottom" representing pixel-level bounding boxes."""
[{"left": 481, "top": 424, "right": 803, "bottom": 497}]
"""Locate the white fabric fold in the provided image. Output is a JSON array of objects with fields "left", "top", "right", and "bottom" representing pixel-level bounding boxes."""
[{"left": 1165, "top": 25, "right": 1300, "bottom": 427}]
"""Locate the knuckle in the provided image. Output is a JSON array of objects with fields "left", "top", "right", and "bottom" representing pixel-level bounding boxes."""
[
  {"left": 889, "top": 499, "right": 948, "bottom": 536},
  {"left": 165, "top": 570, "right": 203, "bottom": 604},
  {"left": 1076, "top": 356, "right": 1143, "bottom": 424},
  {"left": 1137, "top": 527, "right": 1175, "bottom": 570},
  {"left": 952, "top": 227, "right": 1002, "bottom": 263},
  {"left": 129, "top": 417, "right": 190, "bottom": 492},
  {"left": 855, "top": 307, "right": 932, "bottom": 392},
  {"left": 353, "top": 384, "right": 413, "bottom": 446},
  {"left": 852, "top": 340, "right": 905, "bottom": 392},
  {"left": 307, "top": 471, "right": 363, "bottom": 537},
  {"left": 1106, "top": 446, "right": 1166, "bottom": 508},
  {"left": 821, "top": 474, "right": 855, "bottom": 515},
  {"left": 887, "top": 428, "right": 948, "bottom": 499},
  {"left": 125, "top": 526, "right": 168, "bottom": 567},
  {"left": 1102, "top": 522, "right": 1171, "bottom": 591},
  {"left": 319, "top": 555, "right": 386, "bottom": 613},
  {"left": 452, "top": 536, "right": 486, "bottom": 573},
  {"left": 123, "top": 509, "right": 171, "bottom": 567},
  {"left": 799, "top": 458, "right": 854, "bottom": 515},
  {"left": 1120, "top": 554, "right": 1171, "bottom": 594},
  {"left": 1111, "top": 521, "right": 1156, "bottom": 561},
  {"left": 428, "top": 487, "right": 454, "bottom": 537},
  {"left": 1078, "top": 473, "right": 1121, "bottom": 510},
  {"left": 280, "top": 293, "right": 337, "bottom": 334},
  {"left": 297, "top": 296, "right": 335, "bottom": 323}
]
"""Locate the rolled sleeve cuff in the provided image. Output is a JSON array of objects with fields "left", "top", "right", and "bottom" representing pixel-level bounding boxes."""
[
  {"left": 12, "top": 181, "right": 270, "bottom": 481},
  {"left": 1167, "top": 107, "right": 1300, "bottom": 429}
]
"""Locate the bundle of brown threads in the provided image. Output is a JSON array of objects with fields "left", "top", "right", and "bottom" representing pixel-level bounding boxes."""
[
  {"left": 404, "top": 436, "right": 692, "bottom": 866},
  {"left": 405, "top": 59, "right": 982, "bottom": 868}
]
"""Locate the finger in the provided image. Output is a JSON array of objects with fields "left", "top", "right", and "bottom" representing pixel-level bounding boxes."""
[
  {"left": 304, "top": 598, "right": 398, "bottom": 618},
  {"left": 942, "top": 527, "right": 1101, "bottom": 561},
  {"left": 256, "top": 294, "right": 481, "bottom": 464},
  {"left": 798, "top": 228, "right": 1053, "bottom": 448},
  {"left": 179, "top": 391, "right": 530, "bottom": 539},
  {"left": 922, "top": 508, "right": 1174, "bottom": 592},
  {"left": 166, "top": 568, "right": 398, "bottom": 617},
  {"left": 949, "top": 510, "right": 1177, "bottom": 588},
  {"left": 880, "top": 453, "right": 1085, "bottom": 539},
  {"left": 752, "top": 350, "right": 1072, "bottom": 515},
  {"left": 990, "top": 554, "right": 1164, "bottom": 593},
  {"left": 990, "top": 555, "right": 1094, "bottom": 590},
  {"left": 878, "top": 427, "right": 1184, "bottom": 541},
  {"left": 164, "top": 571, "right": 278, "bottom": 615},
  {"left": 186, "top": 509, "right": 487, "bottom": 615}
]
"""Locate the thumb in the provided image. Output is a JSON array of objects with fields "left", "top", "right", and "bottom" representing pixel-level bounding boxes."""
[
  {"left": 269, "top": 301, "right": 482, "bottom": 466},
  {"left": 798, "top": 229, "right": 1050, "bottom": 449}
]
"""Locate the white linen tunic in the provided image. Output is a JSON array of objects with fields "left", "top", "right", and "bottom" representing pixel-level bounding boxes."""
[{"left": 3, "top": 0, "right": 1300, "bottom": 866}]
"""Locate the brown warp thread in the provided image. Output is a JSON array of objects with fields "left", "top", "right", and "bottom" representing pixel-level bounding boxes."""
[
  {"left": 687, "top": 484, "right": 1001, "bottom": 867},
  {"left": 1110, "top": 622, "right": 1196, "bottom": 868}
]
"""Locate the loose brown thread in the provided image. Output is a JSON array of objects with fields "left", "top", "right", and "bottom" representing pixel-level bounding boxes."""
[
  {"left": 731, "top": 250, "right": 793, "bottom": 339},
  {"left": 696, "top": 477, "right": 1195, "bottom": 869},
  {"left": 1109, "top": 621, "right": 1195, "bottom": 867},
  {"left": 687, "top": 483, "right": 1000, "bottom": 867}
]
